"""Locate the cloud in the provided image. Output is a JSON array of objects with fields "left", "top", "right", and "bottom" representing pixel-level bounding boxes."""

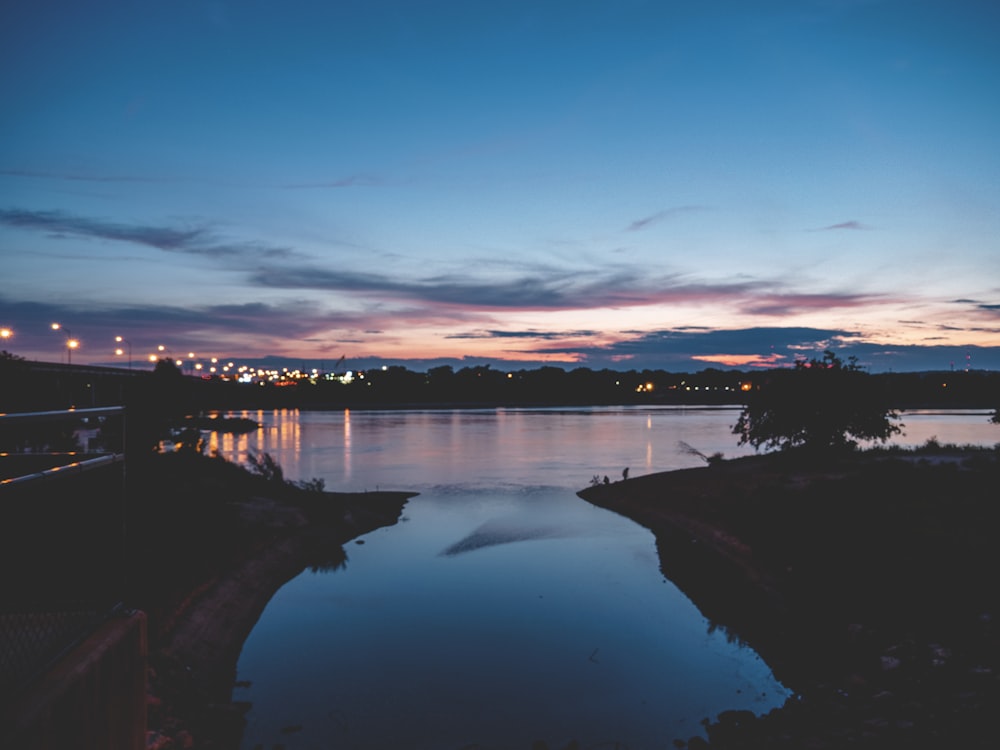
[
  {"left": 814, "top": 220, "right": 871, "bottom": 231},
  {"left": 440, "top": 519, "right": 565, "bottom": 557},
  {"left": 1, "top": 208, "right": 891, "bottom": 322},
  {"left": 445, "top": 329, "right": 597, "bottom": 340},
  {"left": 692, "top": 353, "right": 788, "bottom": 367},
  {"left": 250, "top": 265, "right": 650, "bottom": 309},
  {"left": 0, "top": 168, "right": 173, "bottom": 184},
  {"left": 526, "top": 327, "right": 864, "bottom": 369},
  {"left": 282, "top": 174, "right": 388, "bottom": 188},
  {"left": 949, "top": 299, "right": 1000, "bottom": 319},
  {"left": 0, "top": 295, "right": 377, "bottom": 358},
  {"left": 7, "top": 289, "right": 997, "bottom": 373},
  {"left": 518, "top": 325, "right": 1000, "bottom": 372},
  {"left": 625, "top": 205, "right": 707, "bottom": 232},
  {"left": 248, "top": 257, "right": 888, "bottom": 322},
  {"left": 739, "top": 292, "right": 886, "bottom": 316},
  {"left": 0, "top": 208, "right": 293, "bottom": 259},
  {"left": 249, "top": 263, "right": 778, "bottom": 312}
]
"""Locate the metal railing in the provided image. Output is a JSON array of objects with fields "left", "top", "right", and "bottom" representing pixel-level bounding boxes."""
[{"left": 0, "top": 407, "right": 128, "bottom": 702}]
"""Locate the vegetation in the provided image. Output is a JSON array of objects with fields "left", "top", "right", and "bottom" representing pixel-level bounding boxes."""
[
  {"left": 677, "top": 440, "right": 725, "bottom": 465},
  {"left": 3, "top": 352, "right": 1000, "bottom": 414},
  {"left": 733, "top": 350, "right": 902, "bottom": 453}
]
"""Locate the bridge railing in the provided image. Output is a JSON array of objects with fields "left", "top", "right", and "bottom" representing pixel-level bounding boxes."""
[{"left": 0, "top": 406, "right": 128, "bottom": 703}]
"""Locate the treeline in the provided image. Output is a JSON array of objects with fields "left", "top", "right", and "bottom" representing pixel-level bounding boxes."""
[
  {"left": 198, "top": 364, "right": 1000, "bottom": 411},
  {"left": 322, "top": 364, "right": 746, "bottom": 407},
  {"left": 2, "top": 355, "right": 999, "bottom": 413}
]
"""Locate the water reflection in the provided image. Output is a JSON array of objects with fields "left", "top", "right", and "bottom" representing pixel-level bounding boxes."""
[
  {"left": 238, "top": 487, "right": 791, "bottom": 749},
  {"left": 208, "top": 406, "right": 764, "bottom": 493},
  {"left": 306, "top": 544, "right": 348, "bottom": 574},
  {"left": 223, "top": 408, "right": 994, "bottom": 749},
  {"left": 440, "top": 516, "right": 566, "bottom": 556},
  {"left": 893, "top": 409, "right": 997, "bottom": 448},
  {"left": 343, "top": 407, "right": 352, "bottom": 481},
  {"left": 207, "top": 407, "right": 998, "bottom": 491}
]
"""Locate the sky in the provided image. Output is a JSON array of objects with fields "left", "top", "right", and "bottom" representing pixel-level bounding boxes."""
[{"left": 2, "top": 0, "right": 999, "bottom": 373}]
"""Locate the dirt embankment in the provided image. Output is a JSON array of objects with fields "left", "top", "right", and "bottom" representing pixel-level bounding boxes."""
[
  {"left": 578, "top": 450, "right": 1000, "bottom": 749},
  {"left": 128, "top": 453, "right": 415, "bottom": 749}
]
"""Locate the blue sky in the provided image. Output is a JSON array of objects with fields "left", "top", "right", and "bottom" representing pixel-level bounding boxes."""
[{"left": 2, "top": 0, "right": 999, "bottom": 372}]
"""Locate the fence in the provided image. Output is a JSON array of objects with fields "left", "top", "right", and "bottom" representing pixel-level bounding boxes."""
[{"left": 0, "top": 407, "right": 127, "bottom": 704}]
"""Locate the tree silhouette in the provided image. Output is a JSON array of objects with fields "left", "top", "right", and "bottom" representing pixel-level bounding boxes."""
[{"left": 733, "top": 351, "right": 902, "bottom": 453}]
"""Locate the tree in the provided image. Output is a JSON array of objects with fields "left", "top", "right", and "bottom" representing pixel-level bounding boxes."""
[{"left": 733, "top": 350, "right": 902, "bottom": 453}]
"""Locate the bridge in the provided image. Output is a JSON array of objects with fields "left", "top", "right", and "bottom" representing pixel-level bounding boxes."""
[
  {"left": 0, "top": 359, "right": 147, "bottom": 414},
  {"left": 0, "top": 406, "right": 146, "bottom": 750}
]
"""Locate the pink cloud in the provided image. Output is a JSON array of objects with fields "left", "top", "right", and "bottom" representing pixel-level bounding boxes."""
[{"left": 692, "top": 353, "right": 788, "bottom": 368}]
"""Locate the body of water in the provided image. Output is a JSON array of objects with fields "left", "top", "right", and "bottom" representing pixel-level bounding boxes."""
[{"left": 207, "top": 406, "right": 995, "bottom": 749}]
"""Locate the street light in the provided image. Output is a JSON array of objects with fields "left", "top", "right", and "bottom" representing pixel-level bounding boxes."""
[
  {"left": 153, "top": 344, "right": 183, "bottom": 369},
  {"left": 51, "top": 322, "right": 79, "bottom": 364},
  {"left": 114, "top": 335, "right": 132, "bottom": 369},
  {"left": 0, "top": 327, "right": 12, "bottom": 341}
]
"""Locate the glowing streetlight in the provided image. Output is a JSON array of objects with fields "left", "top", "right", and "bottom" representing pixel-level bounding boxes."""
[
  {"left": 51, "top": 322, "right": 79, "bottom": 364},
  {"left": 0, "top": 327, "right": 12, "bottom": 341},
  {"left": 114, "top": 335, "right": 133, "bottom": 369}
]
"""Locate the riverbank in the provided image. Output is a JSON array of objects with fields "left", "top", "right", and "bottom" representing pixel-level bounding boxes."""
[
  {"left": 578, "top": 447, "right": 1000, "bottom": 748},
  {"left": 126, "top": 452, "right": 415, "bottom": 749}
]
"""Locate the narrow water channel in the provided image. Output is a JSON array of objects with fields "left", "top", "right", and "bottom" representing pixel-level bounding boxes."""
[{"left": 210, "top": 407, "right": 993, "bottom": 749}]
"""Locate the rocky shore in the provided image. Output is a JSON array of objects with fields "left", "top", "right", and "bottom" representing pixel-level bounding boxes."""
[{"left": 578, "top": 449, "right": 1000, "bottom": 748}]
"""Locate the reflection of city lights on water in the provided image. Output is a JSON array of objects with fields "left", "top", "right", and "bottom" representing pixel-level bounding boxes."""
[{"left": 343, "top": 408, "right": 352, "bottom": 481}]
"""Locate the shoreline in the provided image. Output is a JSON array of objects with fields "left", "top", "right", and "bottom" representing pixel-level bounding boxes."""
[
  {"left": 142, "top": 448, "right": 1000, "bottom": 748},
  {"left": 578, "top": 450, "right": 1000, "bottom": 747},
  {"left": 133, "top": 455, "right": 415, "bottom": 749}
]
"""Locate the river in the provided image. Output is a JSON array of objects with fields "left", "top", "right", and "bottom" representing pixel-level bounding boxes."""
[{"left": 204, "top": 406, "right": 996, "bottom": 749}]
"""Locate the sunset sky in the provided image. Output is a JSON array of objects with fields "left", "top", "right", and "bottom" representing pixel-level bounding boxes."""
[{"left": 2, "top": 0, "right": 998, "bottom": 372}]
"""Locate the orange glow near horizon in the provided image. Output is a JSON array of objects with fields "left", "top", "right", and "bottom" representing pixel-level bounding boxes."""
[{"left": 692, "top": 353, "right": 787, "bottom": 368}]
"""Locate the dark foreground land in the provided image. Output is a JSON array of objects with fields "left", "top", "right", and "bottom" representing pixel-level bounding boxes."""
[
  {"left": 579, "top": 448, "right": 1000, "bottom": 749},
  {"left": 125, "top": 452, "right": 415, "bottom": 749}
]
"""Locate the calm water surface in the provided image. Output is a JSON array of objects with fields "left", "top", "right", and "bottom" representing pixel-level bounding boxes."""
[{"left": 209, "top": 406, "right": 995, "bottom": 749}]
